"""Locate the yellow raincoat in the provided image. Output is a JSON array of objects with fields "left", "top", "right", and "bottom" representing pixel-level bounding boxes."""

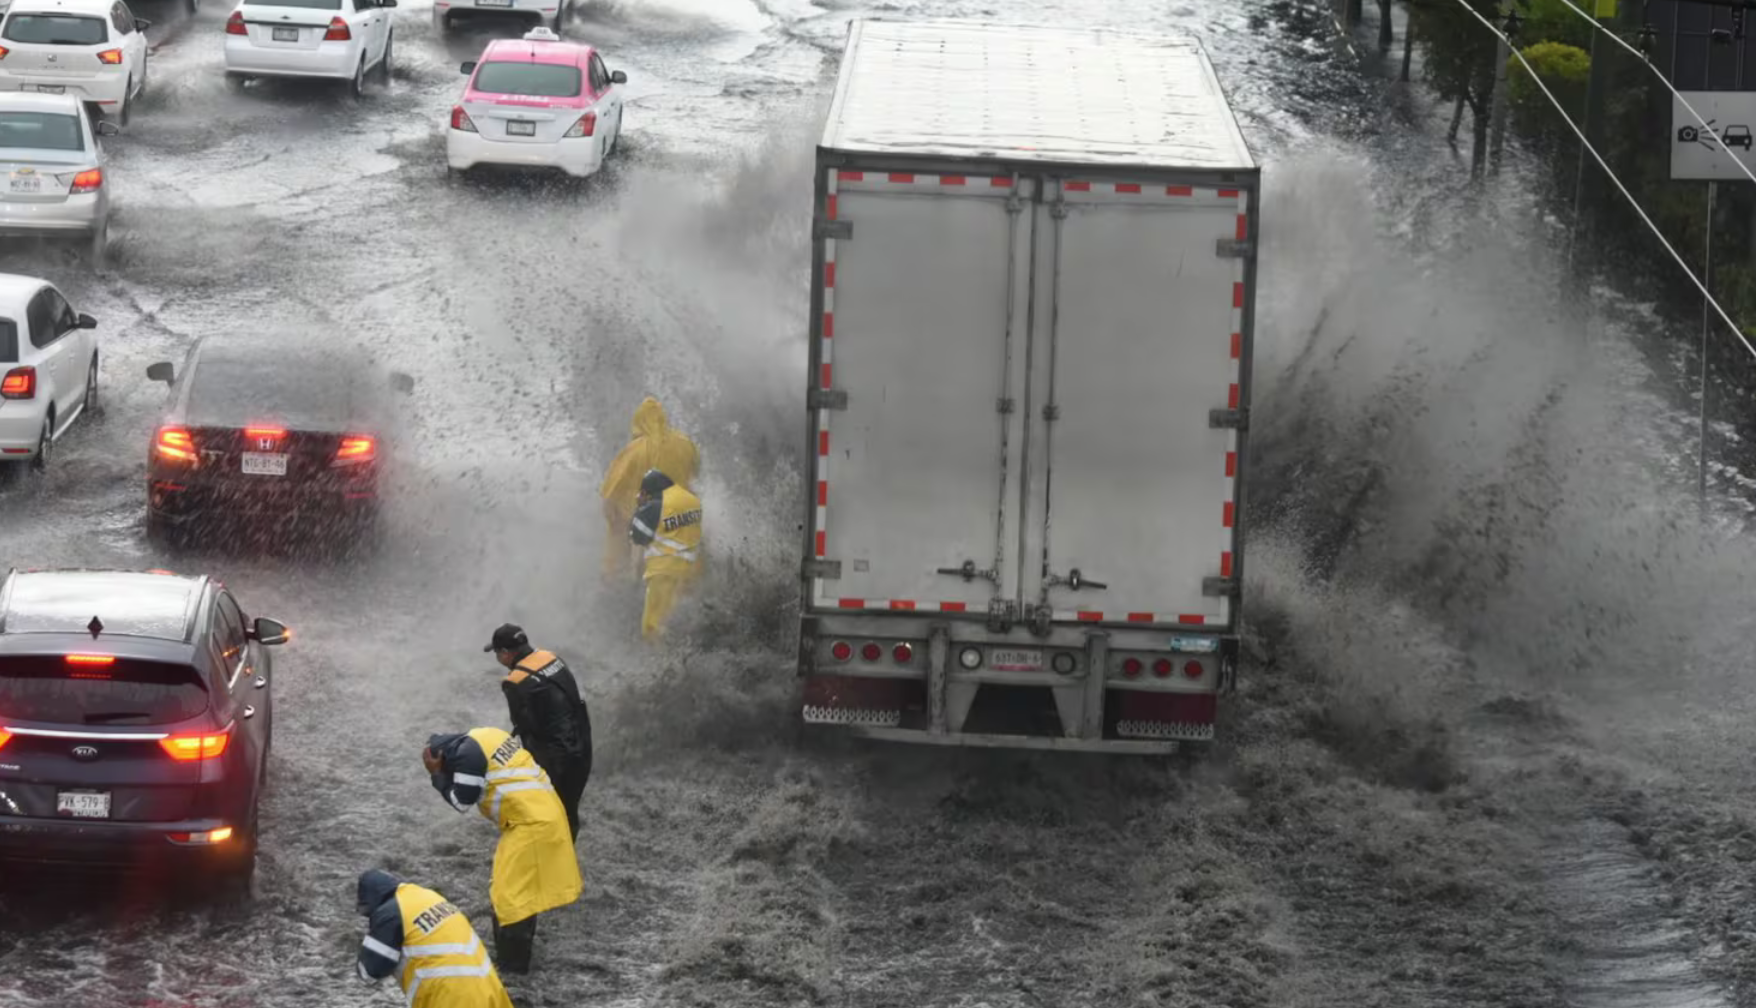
[
  {"left": 392, "top": 883, "right": 515, "bottom": 1008},
  {"left": 465, "top": 727, "right": 583, "bottom": 926},
  {"left": 635, "top": 482, "right": 703, "bottom": 640},
  {"left": 600, "top": 398, "right": 699, "bottom": 577}
]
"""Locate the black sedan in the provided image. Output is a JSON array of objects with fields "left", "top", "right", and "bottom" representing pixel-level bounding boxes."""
[{"left": 143, "top": 338, "right": 414, "bottom": 549}]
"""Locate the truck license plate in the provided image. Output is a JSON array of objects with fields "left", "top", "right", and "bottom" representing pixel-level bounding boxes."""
[
  {"left": 241, "top": 452, "right": 288, "bottom": 476},
  {"left": 990, "top": 649, "right": 1042, "bottom": 671},
  {"left": 57, "top": 791, "right": 110, "bottom": 818}
]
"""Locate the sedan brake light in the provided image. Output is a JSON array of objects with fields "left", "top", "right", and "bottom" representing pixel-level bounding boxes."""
[
  {"left": 0, "top": 729, "right": 10, "bottom": 752},
  {"left": 0, "top": 366, "right": 34, "bottom": 400},
  {"left": 66, "top": 654, "right": 115, "bottom": 666},
  {"left": 154, "top": 425, "right": 197, "bottom": 463},
  {"left": 450, "top": 106, "right": 476, "bottom": 132},
  {"left": 323, "top": 16, "right": 350, "bottom": 40},
  {"left": 69, "top": 168, "right": 101, "bottom": 194},
  {"left": 562, "top": 111, "right": 595, "bottom": 138},
  {"left": 0, "top": 45, "right": 11, "bottom": 59},
  {"left": 224, "top": 10, "right": 246, "bottom": 34},
  {"left": 96, "top": 48, "right": 123, "bottom": 65},
  {"left": 332, "top": 434, "right": 375, "bottom": 464},
  {"left": 160, "top": 726, "right": 231, "bottom": 761}
]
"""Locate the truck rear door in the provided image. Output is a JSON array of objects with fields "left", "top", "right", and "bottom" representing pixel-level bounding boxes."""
[
  {"left": 809, "top": 169, "right": 1036, "bottom": 614},
  {"left": 1021, "top": 179, "right": 1247, "bottom": 628}
]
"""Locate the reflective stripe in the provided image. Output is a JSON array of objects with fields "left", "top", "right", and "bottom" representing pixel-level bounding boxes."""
[
  {"left": 451, "top": 773, "right": 486, "bottom": 787},
  {"left": 405, "top": 960, "right": 496, "bottom": 1004},
  {"left": 488, "top": 778, "right": 553, "bottom": 822},
  {"left": 362, "top": 935, "right": 401, "bottom": 962},
  {"left": 631, "top": 516, "right": 656, "bottom": 537},
  {"left": 404, "top": 933, "right": 481, "bottom": 961},
  {"left": 485, "top": 767, "right": 541, "bottom": 781},
  {"left": 445, "top": 789, "right": 471, "bottom": 812}
]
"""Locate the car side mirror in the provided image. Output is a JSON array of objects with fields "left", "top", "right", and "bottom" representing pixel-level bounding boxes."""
[
  {"left": 460, "top": 61, "right": 476, "bottom": 75},
  {"left": 133, "top": 16, "right": 150, "bottom": 29},
  {"left": 610, "top": 69, "right": 626, "bottom": 84},
  {"left": 250, "top": 617, "right": 291, "bottom": 646},
  {"left": 76, "top": 312, "right": 97, "bottom": 329},
  {"left": 389, "top": 371, "right": 415, "bottom": 394},
  {"left": 146, "top": 361, "right": 174, "bottom": 383},
  {"left": 95, "top": 120, "right": 119, "bottom": 137}
]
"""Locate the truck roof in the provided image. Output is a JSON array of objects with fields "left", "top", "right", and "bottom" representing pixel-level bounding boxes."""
[{"left": 820, "top": 19, "right": 1256, "bottom": 173}]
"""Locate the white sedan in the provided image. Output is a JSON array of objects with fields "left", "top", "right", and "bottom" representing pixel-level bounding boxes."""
[
  {"left": 0, "top": 91, "right": 116, "bottom": 262},
  {"left": 223, "top": 0, "right": 395, "bottom": 98},
  {"left": 0, "top": 272, "right": 99, "bottom": 473},
  {"left": 0, "top": 0, "right": 151, "bottom": 125}
]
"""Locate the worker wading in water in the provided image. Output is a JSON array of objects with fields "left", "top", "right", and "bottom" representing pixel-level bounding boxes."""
[
  {"left": 423, "top": 726, "right": 583, "bottom": 973},
  {"left": 629, "top": 468, "right": 702, "bottom": 641},
  {"left": 354, "top": 868, "right": 515, "bottom": 1008},
  {"left": 485, "top": 622, "right": 593, "bottom": 842},
  {"left": 599, "top": 397, "right": 699, "bottom": 581}
]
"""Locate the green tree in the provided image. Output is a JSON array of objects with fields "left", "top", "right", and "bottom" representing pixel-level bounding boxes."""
[
  {"left": 1506, "top": 39, "right": 1591, "bottom": 175},
  {"left": 1411, "top": 0, "right": 1501, "bottom": 172}
]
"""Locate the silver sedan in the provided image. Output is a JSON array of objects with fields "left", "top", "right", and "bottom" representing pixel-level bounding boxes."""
[{"left": 0, "top": 91, "right": 116, "bottom": 265}]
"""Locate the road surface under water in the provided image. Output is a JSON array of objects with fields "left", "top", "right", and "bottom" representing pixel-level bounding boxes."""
[{"left": 0, "top": 0, "right": 1754, "bottom": 1006}]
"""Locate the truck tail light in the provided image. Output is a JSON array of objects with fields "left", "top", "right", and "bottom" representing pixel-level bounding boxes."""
[
  {"left": 0, "top": 366, "right": 34, "bottom": 400},
  {"left": 225, "top": 11, "right": 246, "bottom": 34},
  {"left": 154, "top": 426, "right": 197, "bottom": 462},
  {"left": 323, "top": 16, "right": 350, "bottom": 40},
  {"left": 562, "top": 111, "right": 595, "bottom": 138},
  {"left": 859, "top": 642, "right": 881, "bottom": 662},
  {"left": 892, "top": 643, "right": 913, "bottom": 664},
  {"left": 830, "top": 641, "right": 851, "bottom": 662},
  {"left": 450, "top": 105, "right": 476, "bottom": 132},
  {"left": 1152, "top": 658, "right": 1173, "bottom": 678},
  {"left": 1183, "top": 661, "right": 1204, "bottom": 680},
  {"left": 1121, "top": 657, "right": 1143, "bottom": 678},
  {"left": 159, "top": 726, "right": 231, "bottom": 761}
]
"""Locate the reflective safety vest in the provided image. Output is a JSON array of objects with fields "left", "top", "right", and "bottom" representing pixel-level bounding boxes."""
[
  {"left": 392, "top": 882, "right": 512, "bottom": 1008},
  {"left": 643, "top": 484, "right": 702, "bottom": 573},
  {"left": 464, "top": 726, "right": 554, "bottom": 828}
]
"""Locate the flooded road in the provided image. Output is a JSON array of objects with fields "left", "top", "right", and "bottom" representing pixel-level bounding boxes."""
[{"left": 0, "top": 0, "right": 1753, "bottom": 1005}]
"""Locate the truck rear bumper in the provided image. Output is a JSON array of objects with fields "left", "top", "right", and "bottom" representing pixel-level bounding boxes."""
[{"left": 838, "top": 724, "right": 1178, "bottom": 755}]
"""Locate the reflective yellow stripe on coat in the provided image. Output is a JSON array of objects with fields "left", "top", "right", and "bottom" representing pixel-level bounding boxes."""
[
  {"left": 642, "top": 484, "right": 703, "bottom": 576},
  {"left": 393, "top": 883, "right": 514, "bottom": 1008},
  {"left": 463, "top": 727, "right": 583, "bottom": 925}
]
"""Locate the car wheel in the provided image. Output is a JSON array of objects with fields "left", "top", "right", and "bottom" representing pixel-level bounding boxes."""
[
  {"left": 378, "top": 32, "right": 393, "bottom": 84},
  {"left": 88, "top": 219, "right": 110, "bottom": 270},
  {"left": 83, "top": 355, "right": 101, "bottom": 420},
  {"left": 350, "top": 56, "right": 366, "bottom": 99},
  {"left": 225, "top": 72, "right": 249, "bottom": 93},
  {"left": 117, "top": 83, "right": 131, "bottom": 127},
  {"left": 608, "top": 111, "right": 620, "bottom": 156},
  {"left": 29, "top": 414, "right": 50, "bottom": 473},
  {"left": 218, "top": 805, "right": 260, "bottom": 904}
]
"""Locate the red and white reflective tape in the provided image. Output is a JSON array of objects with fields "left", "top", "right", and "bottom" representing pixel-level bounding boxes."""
[
  {"left": 1059, "top": 180, "right": 1243, "bottom": 203},
  {"left": 814, "top": 168, "right": 840, "bottom": 573},
  {"left": 1051, "top": 610, "right": 1211, "bottom": 626},
  {"left": 834, "top": 170, "right": 1014, "bottom": 190},
  {"left": 1221, "top": 188, "right": 1245, "bottom": 587},
  {"left": 822, "top": 598, "right": 976, "bottom": 613}
]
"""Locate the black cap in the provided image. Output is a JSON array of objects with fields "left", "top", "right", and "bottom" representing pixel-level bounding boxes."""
[{"left": 484, "top": 623, "right": 528, "bottom": 653}]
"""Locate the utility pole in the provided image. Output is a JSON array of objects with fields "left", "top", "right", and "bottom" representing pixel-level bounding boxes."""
[
  {"left": 1700, "top": 181, "right": 1717, "bottom": 517},
  {"left": 1489, "top": 6, "right": 1519, "bottom": 174}
]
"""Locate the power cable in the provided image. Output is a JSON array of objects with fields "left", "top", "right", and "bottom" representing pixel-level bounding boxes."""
[
  {"left": 1547, "top": 0, "right": 1756, "bottom": 187},
  {"left": 1440, "top": 0, "right": 1756, "bottom": 361}
]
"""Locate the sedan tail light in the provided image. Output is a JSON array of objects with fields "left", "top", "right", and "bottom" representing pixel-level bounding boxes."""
[
  {"left": 450, "top": 106, "right": 476, "bottom": 132},
  {"left": 69, "top": 169, "right": 102, "bottom": 194},
  {"left": 323, "top": 16, "right": 350, "bottom": 40},
  {"left": 224, "top": 11, "right": 246, "bottom": 34},
  {"left": 96, "top": 48, "right": 123, "bottom": 65},
  {"left": 0, "top": 46, "right": 10, "bottom": 59},
  {"left": 1, "top": 366, "right": 34, "bottom": 400},
  {"left": 562, "top": 111, "right": 595, "bottom": 138},
  {"left": 154, "top": 425, "right": 197, "bottom": 462},
  {"left": 332, "top": 434, "right": 376, "bottom": 465},
  {"left": 159, "top": 726, "right": 231, "bottom": 761},
  {"left": 0, "top": 729, "right": 10, "bottom": 752},
  {"left": 168, "top": 826, "right": 234, "bottom": 844}
]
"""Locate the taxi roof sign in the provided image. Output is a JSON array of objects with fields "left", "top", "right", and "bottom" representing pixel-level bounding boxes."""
[{"left": 522, "top": 26, "right": 560, "bottom": 41}]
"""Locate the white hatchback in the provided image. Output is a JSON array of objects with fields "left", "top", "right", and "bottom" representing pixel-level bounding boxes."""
[
  {"left": 0, "top": 0, "right": 150, "bottom": 125},
  {"left": 223, "top": 0, "right": 395, "bottom": 98},
  {"left": 0, "top": 272, "right": 99, "bottom": 473},
  {"left": 0, "top": 91, "right": 116, "bottom": 262}
]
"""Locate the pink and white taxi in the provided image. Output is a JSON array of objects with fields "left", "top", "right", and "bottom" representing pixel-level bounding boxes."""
[{"left": 447, "top": 27, "right": 625, "bottom": 180}]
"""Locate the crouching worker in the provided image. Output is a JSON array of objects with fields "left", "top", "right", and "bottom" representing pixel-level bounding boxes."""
[
  {"left": 354, "top": 868, "right": 514, "bottom": 1008},
  {"left": 422, "top": 727, "right": 583, "bottom": 974}
]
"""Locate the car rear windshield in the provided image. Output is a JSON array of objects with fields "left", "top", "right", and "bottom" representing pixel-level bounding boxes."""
[
  {"left": 189, "top": 355, "right": 359, "bottom": 424},
  {"left": 0, "top": 320, "right": 16, "bottom": 364},
  {"left": 242, "top": 0, "right": 341, "bottom": 8},
  {"left": 0, "top": 656, "right": 208, "bottom": 725},
  {"left": 473, "top": 62, "right": 582, "bottom": 98},
  {"left": 0, "top": 112, "right": 82, "bottom": 152},
  {"left": 1, "top": 14, "right": 108, "bottom": 45}
]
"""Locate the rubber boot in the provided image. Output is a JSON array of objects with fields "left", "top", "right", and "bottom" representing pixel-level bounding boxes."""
[{"left": 493, "top": 913, "right": 538, "bottom": 974}]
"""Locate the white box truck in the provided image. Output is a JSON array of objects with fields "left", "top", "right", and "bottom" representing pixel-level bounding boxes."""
[{"left": 797, "top": 18, "right": 1258, "bottom": 754}]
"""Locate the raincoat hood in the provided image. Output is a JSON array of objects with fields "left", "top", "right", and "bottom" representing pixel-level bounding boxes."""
[
  {"left": 631, "top": 397, "right": 667, "bottom": 439},
  {"left": 357, "top": 869, "right": 402, "bottom": 916}
]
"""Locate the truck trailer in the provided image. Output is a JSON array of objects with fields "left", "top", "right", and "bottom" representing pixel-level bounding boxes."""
[{"left": 796, "top": 18, "right": 1259, "bottom": 754}]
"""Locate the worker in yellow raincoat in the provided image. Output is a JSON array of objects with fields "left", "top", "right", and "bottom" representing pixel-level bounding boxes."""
[
  {"left": 599, "top": 397, "right": 699, "bottom": 580},
  {"left": 423, "top": 727, "right": 582, "bottom": 974},
  {"left": 354, "top": 868, "right": 515, "bottom": 1008},
  {"left": 628, "top": 468, "right": 702, "bottom": 640}
]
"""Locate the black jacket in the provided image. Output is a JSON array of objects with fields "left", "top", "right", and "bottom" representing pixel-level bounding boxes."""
[{"left": 500, "top": 647, "right": 592, "bottom": 770}]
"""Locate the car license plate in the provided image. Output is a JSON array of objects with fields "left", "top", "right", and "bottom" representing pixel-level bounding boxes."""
[
  {"left": 57, "top": 791, "right": 110, "bottom": 818},
  {"left": 507, "top": 120, "right": 536, "bottom": 136},
  {"left": 271, "top": 25, "right": 299, "bottom": 40},
  {"left": 241, "top": 452, "right": 288, "bottom": 476},
  {"left": 9, "top": 173, "right": 39, "bottom": 194},
  {"left": 34, "top": 84, "right": 64, "bottom": 95},
  {"left": 990, "top": 649, "right": 1042, "bottom": 672},
  {"left": 477, "top": 0, "right": 512, "bottom": 7}
]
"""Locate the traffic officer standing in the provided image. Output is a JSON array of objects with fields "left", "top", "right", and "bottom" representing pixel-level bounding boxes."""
[
  {"left": 600, "top": 397, "right": 700, "bottom": 580},
  {"left": 484, "top": 622, "right": 593, "bottom": 841},
  {"left": 629, "top": 468, "right": 703, "bottom": 641},
  {"left": 354, "top": 868, "right": 515, "bottom": 1007},
  {"left": 422, "top": 726, "right": 583, "bottom": 974}
]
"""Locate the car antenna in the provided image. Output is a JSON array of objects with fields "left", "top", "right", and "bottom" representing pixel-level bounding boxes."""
[{"left": 87, "top": 616, "right": 103, "bottom": 639}]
